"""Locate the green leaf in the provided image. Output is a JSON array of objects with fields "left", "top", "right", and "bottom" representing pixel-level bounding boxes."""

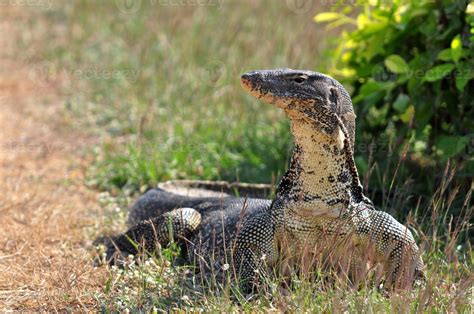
[
  {"left": 393, "top": 93, "right": 410, "bottom": 112},
  {"left": 359, "top": 80, "right": 386, "bottom": 95},
  {"left": 435, "top": 136, "right": 469, "bottom": 158},
  {"left": 450, "top": 35, "right": 463, "bottom": 63},
  {"left": 326, "top": 18, "right": 353, "bottom": 29},
  {"left": 314, "top": 13, "right": 343, "bottom": 23},
  {"left": 455, "top": 67, "right": 474, "bottom": 91},
  {"left": 423, "top": 63, "right": 455, "bottom": 82},
  {"left": 409, "top": 8, "right": 430, "bottom": 18},
  {"left": 437, "top": 48, "right": 452, "bottom": 61},
  {"left": 400, "top": 105, "right": 415, "bottom": 124},
  {"left": 384, "top": 55, "right": 409, "bottom": 74},
  {"left": 356, "top": 14, "right": 370, "bottom": 29}
]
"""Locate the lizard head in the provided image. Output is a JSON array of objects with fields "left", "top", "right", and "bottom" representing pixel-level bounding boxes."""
[{"left": 241, "top": 68, "right": 356, "bottom": 146}]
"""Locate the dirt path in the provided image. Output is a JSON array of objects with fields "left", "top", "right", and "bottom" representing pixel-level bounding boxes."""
[{"left": 0, "top": 7, "right": 105, "bottom": 311}]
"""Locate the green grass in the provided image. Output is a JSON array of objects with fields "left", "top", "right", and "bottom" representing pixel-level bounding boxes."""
[
  {"left": 90, "top": 163, "right": 473, "bottom": 312},
  {"left": 20, "top": 0, "right": 474, "bottom": 312},
  {"left": 24, "top": 0, "right": 325, "bottom": 192}
]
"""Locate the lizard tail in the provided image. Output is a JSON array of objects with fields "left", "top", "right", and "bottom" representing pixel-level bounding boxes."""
[{"left": 106, "top": 207, "right": 201, "bottom": 264}]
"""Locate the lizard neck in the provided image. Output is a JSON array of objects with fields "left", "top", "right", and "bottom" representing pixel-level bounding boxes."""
[{"left": 273, "top": 119, "right": 358, "bottom": 219}]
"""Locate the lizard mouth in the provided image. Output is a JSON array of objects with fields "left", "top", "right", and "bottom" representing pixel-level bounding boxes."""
[
  {"left": 240, "top": 73, "right": 252, "bottom": 89},
  {"left": 240, "top": 72, "right": 260, "bottom": 97}
]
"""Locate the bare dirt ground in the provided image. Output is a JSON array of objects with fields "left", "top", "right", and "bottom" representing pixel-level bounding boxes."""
[{"left": 0, "top": 7, "right": 105, "bottom": 311}]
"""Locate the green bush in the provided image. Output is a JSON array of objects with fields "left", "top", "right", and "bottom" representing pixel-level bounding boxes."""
[{"left": 316, "top": 0, "right": 473, "bottom": 170}]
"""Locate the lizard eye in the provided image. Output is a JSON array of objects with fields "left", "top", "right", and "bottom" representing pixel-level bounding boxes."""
[{"left": 293, "top": 76, "right": 307, "bottom": 84}]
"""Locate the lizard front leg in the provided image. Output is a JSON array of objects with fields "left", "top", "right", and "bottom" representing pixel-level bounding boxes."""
[
  {"left": 233, "top": 210, "right": 278, "bottom": 293},
  {"left": 350, "top": 205, "right": 425, "bottom": 289}
]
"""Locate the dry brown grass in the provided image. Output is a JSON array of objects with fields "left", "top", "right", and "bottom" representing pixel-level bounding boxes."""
[{"left": 0, "top": 6, "right": 106, "bottom": 311}]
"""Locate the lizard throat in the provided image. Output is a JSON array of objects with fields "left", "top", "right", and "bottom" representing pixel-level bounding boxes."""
[{"left": 275, "top": 119, "right": 354, "bottom": 219}]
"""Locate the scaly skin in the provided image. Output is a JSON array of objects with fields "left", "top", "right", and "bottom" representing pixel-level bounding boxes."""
[
  {"left": 236, "top": 69, "right": 424, "bottom": 290},
  {"left": 106, "top": 69, "right": 424, "bottom": 292}
]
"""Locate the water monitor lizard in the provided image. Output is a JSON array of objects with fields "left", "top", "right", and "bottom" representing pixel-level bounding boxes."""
[{"left": 106, "top": 69, "right": 424, "bottom": 292}]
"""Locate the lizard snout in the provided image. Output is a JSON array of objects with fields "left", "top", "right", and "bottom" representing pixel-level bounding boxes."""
[
  {"left": 240, "top": 73, "right": 252, "bottom": 89},
  {"left": 240, "top": 71, "right": 261, "bottom": 90}
]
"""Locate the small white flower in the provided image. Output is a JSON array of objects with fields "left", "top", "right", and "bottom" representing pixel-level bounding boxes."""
[
  {"left": 221, "top": 263, "right": 229, "bottom": 271},
  {"left": 181, "top": 295, "right": 192, "bottom": 305}
]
